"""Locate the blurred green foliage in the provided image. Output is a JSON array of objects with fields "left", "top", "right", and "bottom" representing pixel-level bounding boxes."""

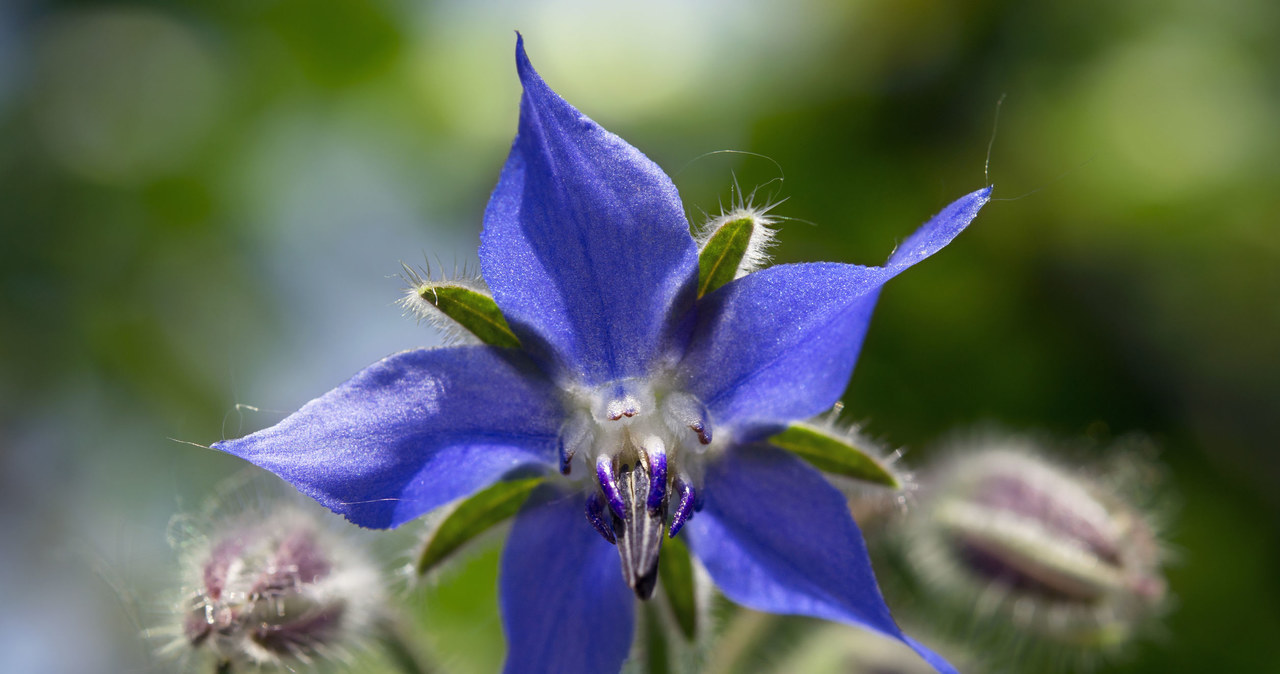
[{"left": 1, "top": 0, "right": 1277, "bottom": 671}]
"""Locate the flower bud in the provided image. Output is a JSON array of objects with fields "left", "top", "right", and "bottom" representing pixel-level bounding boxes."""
[
  {"left": 899, "top": 436, "right": 1168, "bottom": 662},
  {"left": 170, "top": 501, "right": 384, "bottom": 669}
]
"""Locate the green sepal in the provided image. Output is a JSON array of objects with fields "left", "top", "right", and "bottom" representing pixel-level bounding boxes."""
[
  {"left": 644, "top": 602, "right": 672, "bottom": 674},
  {"left": 658, "top": 535, "right": 698, "bottom": 641},
  {"left": 415, "top": 284, "right": 521, "bottom": 349},
  {"left": 696, "top": 216, "right": 754, "bottom": 297},
  {"left": 769, "top": 424, "right": 901, "bottom": 488},
  {"left": 415, "top": 476, "right": 544, "bottom": 577}
]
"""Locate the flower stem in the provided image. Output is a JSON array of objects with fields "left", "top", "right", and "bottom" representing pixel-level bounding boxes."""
[{"left": 376, "top": 613, "right": 437, "bottom": 674}]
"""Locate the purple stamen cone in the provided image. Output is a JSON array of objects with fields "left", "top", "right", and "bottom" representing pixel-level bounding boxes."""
[{"left": 615, "top": 463, "right": 665, "bottom": 599}]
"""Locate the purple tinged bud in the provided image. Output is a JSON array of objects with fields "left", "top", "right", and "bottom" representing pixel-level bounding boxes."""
[
  {"left": 902, "top": 438, "right": 1169, "bottom": 659},
  {"left": 171, "top": 502, "right": 383, "bottom": 668},
  {"left": 596, "top": 455, "right": 627, "bottom": 520},
  {"left": 669, "top": 477, "right": 696, "bottom": 538},
  {"left": 585, "top": 492, "right": 616, "bottom": 545}
]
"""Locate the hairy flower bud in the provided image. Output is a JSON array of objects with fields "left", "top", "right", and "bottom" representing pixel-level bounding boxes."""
[
  {"left": 167, "top": 498, "right": 384, "bottom": 670},
  {"left": 898, "top": 436, "right": 1168, "bottom": 664}
]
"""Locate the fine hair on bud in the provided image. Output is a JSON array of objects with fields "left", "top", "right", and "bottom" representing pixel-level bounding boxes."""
[
  {"left": 159, "top": 476, "right": 385, "bottom": 671},
  {"left": 891, "top": 432, "right": 1170, "bottom": 671}
]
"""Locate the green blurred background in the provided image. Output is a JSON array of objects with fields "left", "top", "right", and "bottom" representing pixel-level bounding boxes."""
[{"left": 1, "top": 0, "right": 1277, "bottom": 671}]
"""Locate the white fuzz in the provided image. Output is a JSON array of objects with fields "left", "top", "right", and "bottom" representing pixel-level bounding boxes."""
[
  {"left": 158, "top": 475, "right": 387, "bottom": 671},
  {"left": 804, "top": 402, "right": 917, "bottom": 516},
  {"left": 558, "top": 379, "right": 720, "bottom": 492},
  {"left": 895, "top": 432, "right": 1170, "bottom": 669},
  {"left": 695, "top": 181, "right": 784, "bottom": 278},
  {"left": 395, "top": 260, "right": 490, "bottom": 345}
]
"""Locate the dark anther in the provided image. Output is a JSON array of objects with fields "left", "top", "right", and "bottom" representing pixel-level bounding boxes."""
[
  {"left": 604, "top": 392, "right": 642, "bottom": 421},
  {"left": 689, "top": 421, "right": 712, "bottom": 445},
  {"left": 663, "top": 392, "right": 713, "bottom": 445},
  {"left": 558, "top": 413, "right": 593, "bottom": 476},
  {"left": 613, "top": 462, "right": 667, "bottom": 600},
  {"left": 559, "top": 444, "right": 575, "bottom": 475}
]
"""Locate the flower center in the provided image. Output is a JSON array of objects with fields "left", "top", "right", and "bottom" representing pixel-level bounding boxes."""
[{"left": 558, "top": 380, "right": 712, "bottom": 599}]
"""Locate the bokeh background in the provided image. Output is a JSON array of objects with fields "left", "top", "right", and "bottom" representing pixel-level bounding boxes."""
[{"left": 2, "top": 0, "right": 1278, "bottom": 671}]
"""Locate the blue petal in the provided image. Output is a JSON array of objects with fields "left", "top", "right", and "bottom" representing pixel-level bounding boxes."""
[
  {"left": 888, "top": 186, "right": 992, "bottom": 270},
  {"left": 479, "top": 36, "right": 698, "bottom": 386},
  {"left": 684, "top": 444, "right": 956, "bottom": 674},
  {"left": 500, "top": 486, "right": 634, "bottom": 674},
  {"left": 213, "top": 346, "right": 561, "bottom": 529},
  {"left": 679, "top": 187, "right": 990, "bottom": 435}
]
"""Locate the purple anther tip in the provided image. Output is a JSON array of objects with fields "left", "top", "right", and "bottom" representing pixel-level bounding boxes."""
[
  {"left": 646, "top": 452, "right": 668, "bottom": 512},
  {"left": 563, "top": 445, "right": 578, "bottom": 478},
  {"left": 596, "top": 456, "right": 627, "bottom": 520},
  {"left": 605, "top": 393, "right": 642, "bottom": 421},
  {"left": 559, "top": 442, "right": 575, "bottom": 475},
  {"left": 690, "top": 422, "right": 712, "bottom": 445},
  {"left": 669, "top": 478, "right": 696, "bottom": 538},
  {"left": 584, "top": 493, "right": 616, "bottom": 545}
]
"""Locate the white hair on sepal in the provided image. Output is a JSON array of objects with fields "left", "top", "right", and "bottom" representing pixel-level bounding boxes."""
[
  {"left": 695, "top": 176, "right": 785, "bottom": 278},
  {"left": 801, "top": 402, "right": 919, "bottom": 523},
  {"left": 395, "top": 258, "right": 491, "bottom": 345}
]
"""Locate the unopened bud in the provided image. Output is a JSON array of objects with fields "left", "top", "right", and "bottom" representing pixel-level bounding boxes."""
[
  {"left": 171, "top": 502, "right": 384, "bottom": 669},
  {"left": 899, "top": 436, "right": 1168, "bottom": 661}
]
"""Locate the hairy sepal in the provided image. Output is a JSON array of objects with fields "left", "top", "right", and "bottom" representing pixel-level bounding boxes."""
[
  {"left": 769, "top": 422, "right": 902, "bottom": 489},
  {"left": 415, "top": 476, "right": 545, "bottom": 576},
  {"left": 696, "top": 207, "right": 778, "bottom": 297},
  {"left": 400, "top": 268, "right": 521, "bottom": 349}
]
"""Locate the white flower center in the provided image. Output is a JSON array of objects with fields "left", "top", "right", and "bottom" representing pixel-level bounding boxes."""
[{"left": 556, "top": 379, "right": 714, "bottom": 598}]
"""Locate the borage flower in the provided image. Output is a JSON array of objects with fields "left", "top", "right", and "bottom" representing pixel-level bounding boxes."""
[{"left": 214, "top": 36, "right": 990, "bottom": 674}]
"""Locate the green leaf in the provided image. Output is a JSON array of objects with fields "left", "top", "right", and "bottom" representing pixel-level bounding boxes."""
[
  {"left": 769, "top": 424, "right": 901, "bottom": 488},
  {"left": 658, "top": 535, "right": 698, "bottom": 640},
  {"left": 697, "top": 217, "right": 754, "bottom": 297},
  {"left": 415, "top": 284, "right": 521, "bottom": 349},
  {"left": 415, "top": 477, "right": 544, "bottom": 576}
]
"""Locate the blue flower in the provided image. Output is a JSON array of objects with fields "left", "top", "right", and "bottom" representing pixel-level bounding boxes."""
[{"left": 215, "top": 36, "right": 989, "bottom": 674}]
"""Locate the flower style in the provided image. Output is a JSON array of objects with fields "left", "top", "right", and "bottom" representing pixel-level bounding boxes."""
[{"left": 214, "top": 36, "right": 989, "bottom": 674}]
